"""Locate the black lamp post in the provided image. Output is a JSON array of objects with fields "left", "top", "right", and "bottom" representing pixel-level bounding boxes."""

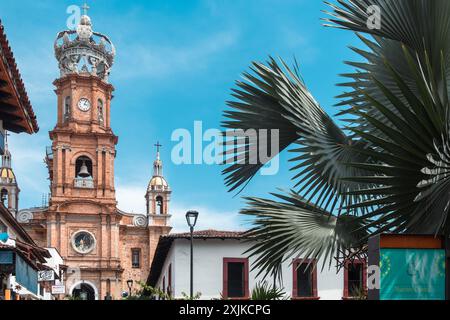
[
  {"left": 126, "top": 279, "right": 133, "bottom": 297},
  {"left": 186, "top": 210, "right": 199, "bottom": 299}
]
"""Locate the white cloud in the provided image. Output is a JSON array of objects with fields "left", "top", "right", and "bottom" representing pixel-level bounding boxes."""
[
  {"left": 8, "top": 134, "right": 49, "bottom": 209},
  {"left": 114, "top": 29, "right": 238, "bottom": 80},
  {"left": 170, "top": 203, "right": 245, "bottom": 233},
  {"left": 116, "top": 184, "right": 147, "bottom": 214},
  {"left": 116, "top": 183, "right": 246, "bottom": 233}
]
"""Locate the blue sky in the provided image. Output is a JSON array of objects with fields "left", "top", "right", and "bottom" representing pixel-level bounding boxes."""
[{"left": 1, "top": 0, "right": 361, "bottom": 232}]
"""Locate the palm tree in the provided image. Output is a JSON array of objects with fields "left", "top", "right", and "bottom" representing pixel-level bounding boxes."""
[{"left": 221, "top": 0, "right": 450, "bottom": 277}]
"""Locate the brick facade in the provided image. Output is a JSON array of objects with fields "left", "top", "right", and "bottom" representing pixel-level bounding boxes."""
[{"left": 19, "top": 72, "right": 172, "bottom": 300}]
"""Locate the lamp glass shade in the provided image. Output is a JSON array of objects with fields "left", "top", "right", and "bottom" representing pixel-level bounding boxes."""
[
  {"left": 185, "top": 211, "right": 199, "bottom": 228},
  {"left": 127, "top": 280, "right": 133, "bottom": 289}
]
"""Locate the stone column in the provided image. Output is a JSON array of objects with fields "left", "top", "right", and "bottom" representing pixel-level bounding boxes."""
[
  {"left": 60, "top": 213, "right": 68, "bottom": 257},
  {"left": 55, "top": 147, "right": 63, "bottom": 195},
  {"left": 47, "top": 213, "right": 58, "bottom": 248},
  {"left": 110, "top": 216, "right": 119, "bottom": 260},
  {"left": 96, "top": 148, "right": 104, "bottom": 197},
  {"left": 106, "top": 95, "right": 111, "bottom": 128},
  {"left": 63, "top": 146, "right": 72, "bottom": 196},
  {"left": 101, "top": 214, "right": 108, "bottom": 263},
  {"left": 104, "top": 150, "right": 111, "bottom": 193}
]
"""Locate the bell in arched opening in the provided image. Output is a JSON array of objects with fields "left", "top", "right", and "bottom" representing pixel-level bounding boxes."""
[
  {"left": 78, "top": 161, "right": 90, "bottom": 178},
  {"left": 75, "top": 156, "right": 93, "bottom": 179}
]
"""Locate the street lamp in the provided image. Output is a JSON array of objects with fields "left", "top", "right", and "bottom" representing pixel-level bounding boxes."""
[
  {"left": 185, "top": 210, "right": 199, "bottom": 299},
  {"left": 126, "top": 279, "right": 133, "bottom": 297}
]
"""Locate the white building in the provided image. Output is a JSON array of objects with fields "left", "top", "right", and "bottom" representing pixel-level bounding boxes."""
[{"left": 148, "top": 230, "right": 367, "bottom": 300}]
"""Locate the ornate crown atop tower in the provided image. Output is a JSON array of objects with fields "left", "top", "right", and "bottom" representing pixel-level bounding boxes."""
[{"left": 54, "top": 6, "right": 115, "bottom": 82}]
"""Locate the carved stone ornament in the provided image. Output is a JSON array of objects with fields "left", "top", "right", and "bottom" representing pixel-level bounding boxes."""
[
  {"left": 133, "top": 215, "right": 148, "bottom": 228},
  {"left": 54, "top": 15, "right": 115, "bottom": 82},
  {"left": 17, "top": 210, "right": 34, "bottom": 223}
]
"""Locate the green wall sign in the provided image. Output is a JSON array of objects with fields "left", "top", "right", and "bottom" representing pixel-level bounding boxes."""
[{"left": 380, "top": 248, "right": 446, "bottom": 300}]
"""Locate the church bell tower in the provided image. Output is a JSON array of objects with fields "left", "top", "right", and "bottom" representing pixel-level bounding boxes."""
[
  {"left": 50, "top": 11, "right": 117, "bottom": 203},
  {"left": 145, "top": 142, "right": 171, "bottom": 218},
  {"left": 43, "top": 6, "right": 122, "bottom": 300},
  {"left": 0, "top": 135, "right": 19, "bottom": 217}
]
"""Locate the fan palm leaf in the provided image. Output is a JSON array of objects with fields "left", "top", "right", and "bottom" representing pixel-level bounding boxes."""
[
  {"left": 241, "top": 191, "right": 368, "bottom": 276},
  {"left": 221, "top": 0, "right": 450, "bottom": 276},
  {"left": 223, "top": 58, "right": 372, "bottom": 213}
]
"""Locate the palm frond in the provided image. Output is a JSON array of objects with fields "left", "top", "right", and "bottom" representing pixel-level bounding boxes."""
[
  {"left": 241, "top": 191, "right": 368, "bottom": 278},
  {"left": 326, "top": 0, "right": 450, "bottom": 140},
  {"left": 223, "top": 58, "right": 372, "bottom": 213},
  {"left": 222, "top": 58, "right": 300, "bottom": 193},
  {"left": 345, "top": 48, "right": 450, "bottom": 235}
]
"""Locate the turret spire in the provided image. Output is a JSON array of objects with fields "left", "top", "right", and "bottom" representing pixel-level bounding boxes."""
[
  {"left": 153, "top": 142, "right": 163, "bottom": 176},
  {"left": 2, "top": 131, "right": 11, "bottom": 168},
  {"left": 146, "top": 143, "right": 171, "bottom": 216}
]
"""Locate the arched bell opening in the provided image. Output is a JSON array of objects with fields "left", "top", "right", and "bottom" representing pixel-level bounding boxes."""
[
  {"left": 156, "top": 195, "right": 164, "bottom": 214},
  {"left": 74, "top": 156, "right": 94, "bottom": 189}
]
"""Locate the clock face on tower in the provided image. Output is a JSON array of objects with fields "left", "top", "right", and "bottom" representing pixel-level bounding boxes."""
[{"left": 78, "top": 98, "right": 91, "bottom": 112}]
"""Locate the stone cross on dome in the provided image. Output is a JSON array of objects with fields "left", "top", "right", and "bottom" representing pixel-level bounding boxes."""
[
  {"left": 82, "top": 3, "right": 90, "bottom": 16},
  {"left": 154, "top": 141, "right": 162, "bottom": 159},
  {"left": 155, "top": 141, "right": 162, "bottom": 152},
  {"left": 153, "top": 142, "right": 163, "bottom": 176}
]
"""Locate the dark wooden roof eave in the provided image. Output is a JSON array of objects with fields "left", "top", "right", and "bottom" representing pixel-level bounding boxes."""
[
  {"left": 0, "top": 204, "right": 39, "bottom": 247},
  {"left": 0, "top": 20, "right": 38, "bottom": 134}
]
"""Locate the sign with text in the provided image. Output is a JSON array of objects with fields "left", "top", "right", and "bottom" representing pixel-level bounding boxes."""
[
  {"left": 52, "top": 285, "right": 66, "bottom": 295},
  {"left": 379, "top": 248, "right": 446, "bottom": 300},
  {"left": 38, "top": 270, "right": 55, "bottom": 282}
]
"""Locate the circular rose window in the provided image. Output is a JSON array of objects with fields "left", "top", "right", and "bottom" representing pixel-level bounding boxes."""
[{"left": 72, "top": 231, "right": 96, "bottom": 254}]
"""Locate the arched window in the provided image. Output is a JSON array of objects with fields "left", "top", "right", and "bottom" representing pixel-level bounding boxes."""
[
  {"left": 97, "top": 99, "right": 104, "bottom": 125},
  {"left": 1, "top": 189, "right": 8, "bottom": 207},
  {"left": 156, "top": 196, "right": 164, "bottom": 214},
  {"left": 64, "top": 96, "right": 71, "bottom": 121}
]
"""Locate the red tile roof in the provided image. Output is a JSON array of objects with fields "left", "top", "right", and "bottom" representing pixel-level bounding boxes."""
[{"left": 165, "top": 229, "right": 247, "bottom": 239}]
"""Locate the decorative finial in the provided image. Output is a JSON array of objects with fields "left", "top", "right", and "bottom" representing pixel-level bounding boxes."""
[
  {"left": 82, "top": 2, "right": 90, "bottom": 16},
  {"left": 2, "top": 131, "right": 11, "bottom": 168},
  {"left": 54, "top": 0, "right": 116, "bottom": 82},
  {"left": 4, "top": 131, "right": 9, "bottom": 149},
  {"left": 154, "top": 141, "right": 163, "bottom": 154},
  {"left": 153, "top": 142, "right": 163, "bottom": 176}
]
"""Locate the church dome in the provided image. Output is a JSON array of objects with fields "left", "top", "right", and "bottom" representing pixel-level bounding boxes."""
[
  {"left": 146, "top": 143, "right": 170, "bottom": 192},
  {"left": 148, "top": 176, "right": 169, "bottom": 191},
  {"left": 0, "top": 167, "right": 16, "bottom": 184}
]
